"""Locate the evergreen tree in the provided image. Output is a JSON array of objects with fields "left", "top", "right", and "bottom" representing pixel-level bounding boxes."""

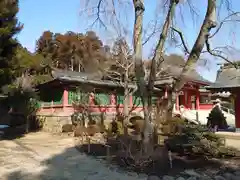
[
  {"left": 207, "top": 105, "right": 228, "bottom": 130},
  {"left": 0, "top": 0, "right": 22, "bottom": 87}
]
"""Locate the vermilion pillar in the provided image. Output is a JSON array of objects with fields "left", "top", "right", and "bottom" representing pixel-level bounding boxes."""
[
  {"left": 129, "top": 95, "right": 133, "bottom": 107},
  {"left": 196, "top": 90, "right": 200, "bottom": 110},
  {"left": 110, "top": 93, "right": 116, "bottom": 114},
  {"left": 164, "top": 87, "right": 168, "bottom": 98},
  {"left": 63, "top": 88, "right": 68, "bottom": 108},
  {"left": 110, "top": 94, "right": 116, "bottom": 105},
  {"left": 235, "top": 93, "right": 240, "bottom": 132},
  {"left": 175, "top": 92, "right": 179, "bottom": 111}
]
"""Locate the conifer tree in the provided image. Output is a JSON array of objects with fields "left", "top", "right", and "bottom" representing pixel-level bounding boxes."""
[
  {"left": 207, "top": 105, "right": 228, "bottom": 130},
  {"left": 0, "top": 0, "right": 22, "bottom": 87}
]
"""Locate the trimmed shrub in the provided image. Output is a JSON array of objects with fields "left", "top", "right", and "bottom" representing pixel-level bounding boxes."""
[
  {"left": 166, "top": 124, "right": 239, "bottom": 158},
  {"left": 161, "top": 116, "right": 186, "bottom": 135},
  {"left": 207, "top": 105, "right": 228, "bottom": 130}
]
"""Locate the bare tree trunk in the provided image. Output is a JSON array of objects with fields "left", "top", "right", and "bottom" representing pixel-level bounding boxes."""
[
  {"left": 148, "top": 0, "right": 179, "bottom": 119},
  {"left": 133, "top": 0, "right": 152, "bottom": 153},
  {"left": 71, "top": 57, "right": 74, "bottom": 71},
  {"left": 123, "top": 65, "right": 129, "bottom": 135},
  {"left": 78, "top": 63, "right": 81, "bottom": 72},
  {"left": 25, "top": 116, "right": 29, "bottom": 133},
  {"left": 168, "top": 0, "right": 217, "bottom": 117}
]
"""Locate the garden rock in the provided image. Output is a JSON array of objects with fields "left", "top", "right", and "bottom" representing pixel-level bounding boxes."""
[
  {"left": 223, "top": 173, "right": 234, "bottom": 179},
  {"left": 162, "top": 175, "right": 175, "bottom": 180},
  {"left": 147, "top": 175, "right": 160, "bottom": 180},
  {"left": 231, "top": 175, "right": 239, "bottom": 180},
  {"left": 234, "top": 171, "right": 240, "bottom": 176},
  {"left": 186, "top": 177, "right": 197, "bottom": 180},
  {"left": 176, "top": 177, "right": 186, "bottom": 180},
  {"left": 184, "top": 169, "right": 201, "bottom": 177},
  {"left": 214, "top": 175, "right": 226, "bottom": 180}
]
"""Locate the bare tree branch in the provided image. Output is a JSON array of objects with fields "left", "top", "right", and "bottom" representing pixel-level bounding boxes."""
[
  {"left": 89, "top": 0, "right": 108, "bottom": 29},
  {"left": 209, "top": 12, "right": 240, "bottom": 38},
  {"left": 173, "top": 0, "right": 218, "bottom": 92},
  {"left": 171, "top": 27, "right": 190, "bottom": 54},
  {"left": 205, "top": 35, "right": 238, "bottom": 68},
  {"left": 142, "top": 21, "right": 161, "bottom": 46}
]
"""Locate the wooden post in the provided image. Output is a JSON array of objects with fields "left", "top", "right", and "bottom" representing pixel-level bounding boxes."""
[
  {"left": 196, "top": 111, "right": 199, "bottom": 123},
  {"left": 168, "top": 150, "right": 172, "bottom": 169},
  {"left": 87, "top": 137, "right": 91, "bottom": 153},
  {"left": 106, "top": 145, "right": 111, "bottom": 161}
]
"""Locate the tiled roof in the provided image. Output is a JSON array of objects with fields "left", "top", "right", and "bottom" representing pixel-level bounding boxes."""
[
  {"left": 39, "top": 68, "right": 165, "bottom": 91},
  {"left": 206, "top": 67, "right": 240, "bottom": 89},
  {"left": 40, "top": 65, "right": 210, "bottom": 90}
]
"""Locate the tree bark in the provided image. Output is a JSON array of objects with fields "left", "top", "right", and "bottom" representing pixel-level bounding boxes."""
[
  {"left": 168, "top": 0, "right": 217, "bottom": 118},
  {"left": 133, "top": 0, "right": 152, "bottom": 153},
  {"left": 123, "top": 64, "right": 129, "bottom": 135}
]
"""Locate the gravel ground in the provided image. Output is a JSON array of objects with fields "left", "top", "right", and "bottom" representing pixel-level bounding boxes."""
[
  {"left": 0, "top": 132, "right": 240, "bottom": 180},
  {"left": 0, "top": 132, "right": 147, "bottom": 180}
]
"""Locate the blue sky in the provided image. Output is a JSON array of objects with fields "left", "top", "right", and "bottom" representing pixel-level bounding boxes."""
[{"left": 17, "top": 0, "right": 240, "bottom": 82}]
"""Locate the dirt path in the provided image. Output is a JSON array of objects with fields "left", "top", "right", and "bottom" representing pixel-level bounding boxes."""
[{"left": 0, "top": 132, "right": 146, "bottom": 180}]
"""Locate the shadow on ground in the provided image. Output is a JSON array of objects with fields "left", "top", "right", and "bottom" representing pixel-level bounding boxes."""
[
  {"left": 76, "top": 141, "right": 240, "bottom": 177},
  {"left": 1, "top": 117, "right": 42, "bottom": 140},
  {"left": 4, "top": 135, "right": 240, "bottom": 180},
  {"left": 1, "top": 125, "right": 26, "bottom": 140}
]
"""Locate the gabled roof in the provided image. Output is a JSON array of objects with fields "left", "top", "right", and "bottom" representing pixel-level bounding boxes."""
[
  {"left": 37, "top": 68, "right": 162, "bottom": 92},
  {"left": 206, "top": 66, "right": 240, "bottom": 90},
  {"left": 38, "top": 65, "right": 210, "bottom": 91}
]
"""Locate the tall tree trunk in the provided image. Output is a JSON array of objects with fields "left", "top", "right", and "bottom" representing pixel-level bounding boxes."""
[
  {"left": 132, "top": 0, "right": 151, "bottom": 152},
  {"left": 71, "top": 57, "right": 74, "bottom": 71},
  {"left": 147, "top": 0, "right": 179, "bottom": 121},
  {"left": 168, "top": 0, "right": 217, "bottom": 117},
  {"left": 123, "top": 64, "right": 129, "bottom": 135}
]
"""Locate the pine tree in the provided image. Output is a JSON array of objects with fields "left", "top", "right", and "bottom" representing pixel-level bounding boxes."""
[
  {"left": 0, "top": 0, "right": 22, "bottom": 87},
  {"left": 207, "top": 105, "right": 228, "bottom": 130}
]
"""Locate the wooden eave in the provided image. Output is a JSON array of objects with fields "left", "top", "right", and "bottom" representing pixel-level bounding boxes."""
[{"left": 36, "top": 78, "right": 163, "bottom": 93}]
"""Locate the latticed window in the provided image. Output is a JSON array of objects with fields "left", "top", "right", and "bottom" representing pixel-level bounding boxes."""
[
  {"left": 116, "top": 94, "right": 124, "bottom": 105},
  {"left": 52, "top": 90, "right": 63, "bottom": 105},
  {"left": 68, "top": 90, "right": 89, "bottom": 105},
  {"left": 152, "top": 96, "right": 158, "bottom": 106},
  {"left": 94, "top": 93, "right": 110, "bottom": 105},
  {"left": 132, "top": 96, "right": 158, "bottom": 106},
  {"left": 132, "top": 95, "right": 142, "bottom": 106}
]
